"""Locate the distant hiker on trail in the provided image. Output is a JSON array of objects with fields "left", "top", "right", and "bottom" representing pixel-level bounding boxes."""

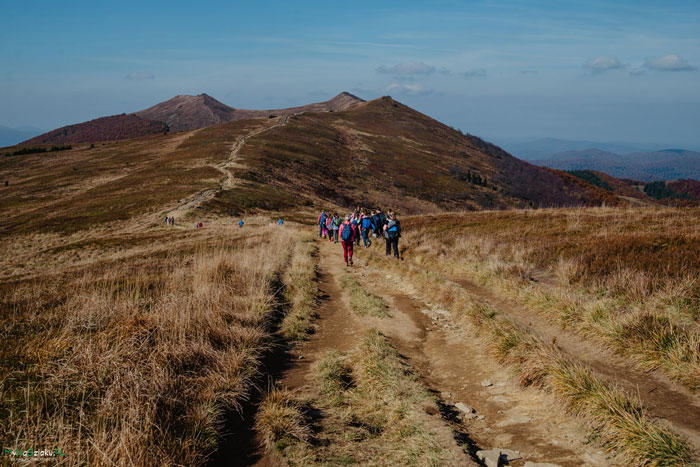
[
  {"left": 318, "top": 210, "right": 328, "bottom": 239},
  {"left": 164, "top": 216, "right": 169, "bottom": 225},
  {"left": 352, "top": 213, "right": 361, "bottom": 246},
  {"left": 332, "top": 213, "right": 341, "bottom": 243},
  {"left": 170, "top": 216, "right": 175, "bottom": 226},
  {"left": 277, "top": 218, "right": 284, "bottom": 227},
  {"left": 371, "top": 210, "right": 381, "bottom": 238},
  {"left": 360, "top": 211, "right": 374, "bottom": 248},
  {"left": 199, "top": 222, "right": 203, "bottom": 228},
  {"left": 339, "top": 215, "right": 357, "bottom": 266},
  {"left": 239, "top": 219, "right": 244, "bottom": 228},
  {"left": 384, "top": 213, "right": 402, "bottom": 259},
  {"left": 326, "top": 215, "right": 334, "bottom": 242}
]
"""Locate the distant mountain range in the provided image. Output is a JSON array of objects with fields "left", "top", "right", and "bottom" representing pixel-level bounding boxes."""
[
  {"left": 0, "top": 125, "right": 45, "bottom": 147},
  {"left": 21, "top": 92, "right": 365, "bottom": 145},
  {"left": 531, "top": 148, "right": 700, "bottom": 181},
  {"left": 498, "top": 137, "right": 687, "bottom": 161}
]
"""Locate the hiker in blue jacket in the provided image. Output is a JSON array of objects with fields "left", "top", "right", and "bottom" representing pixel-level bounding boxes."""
[
  {"left": 360, "top": 212, "right": 374, "bottom": 248},
  {"left": 318, "top": 210, "right": 327, "bottom": 238},
  {"left": 383, "top": 213, "right": 402, "bottom": 258}
]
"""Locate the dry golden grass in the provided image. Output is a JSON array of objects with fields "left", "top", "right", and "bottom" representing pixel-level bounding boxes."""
[
  {"left": 0, "top": 222, "right": 304, "bottom": 465},
  {"left": 259, "top": 329, "right": 461, "bottom": 466},
  {"left": 363, "top": 244, "right": 695, "bottom": 465},
  {"left": 402, "top": 207, "right": 700, "bottom": 391}
]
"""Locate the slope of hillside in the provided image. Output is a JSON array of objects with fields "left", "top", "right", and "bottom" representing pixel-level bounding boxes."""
[
  {"left": 3, "top": 95, "right": 622, "bottom": 236},
  {"left": 23, "top": 92, "right": 366, "bottom": 145},
  {"left": 22, "top": 114, "right": 168, "bottom": 145},
  {"left": 208, "top": 96, "right": 621, "bottom": 215},
  {"left": 134, "top": 91, "right": 364, "bottom": 132}
]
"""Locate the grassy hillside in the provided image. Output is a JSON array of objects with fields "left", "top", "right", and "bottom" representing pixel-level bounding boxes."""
[
  {"left": 0, "top": 118, "right": 278, "bottom": 235},
  {"left": 400, "top": 207, "right": 700, "bottom": 390},
  {"left": 208, "top": 96, "right": 620, "bottom": 215}
]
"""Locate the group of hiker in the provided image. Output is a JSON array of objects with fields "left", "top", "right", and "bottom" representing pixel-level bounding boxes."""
[
  {"left": 318, "top": 207, "right": 402, "bottom": 266},
  {"left": 163, "top": 216, "right": 175, "bottom": 226}
]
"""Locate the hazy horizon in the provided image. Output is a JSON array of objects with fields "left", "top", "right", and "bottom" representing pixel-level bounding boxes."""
[{"left": 2, "top": 0, "right": 699, "bottom": 147}]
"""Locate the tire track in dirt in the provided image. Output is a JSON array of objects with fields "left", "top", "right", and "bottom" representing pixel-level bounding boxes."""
[
  {"left": 450, "top": 275, "right": 700, "bottom": 448},
  {"left": 254, "top": 238, "right": 478, "bottom": 466},
  {"left": 350, "top": 256, "right": 612, "bottom": 466}
]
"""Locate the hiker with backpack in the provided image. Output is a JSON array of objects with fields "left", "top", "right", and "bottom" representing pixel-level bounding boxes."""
[
  {"left": 326, "top": 215, "right": 334, "bottom": 242},
  {"left": 339, "top": 215, "right": 357, "bottom": 266},
  {"left": 360, "top": 211, "right": 374, "bottom": 248},
  {"left": 383, "top": 213, "right": 402, "bottom": 259},
  {"left": 318, "top": 210, "right": 328, "bottom": 238},
  {"left": 332, "top": 213, "right": 341, "bottom": 243},
  {"left": 352, "top": 213, "right": 362, "bottom": 246}
]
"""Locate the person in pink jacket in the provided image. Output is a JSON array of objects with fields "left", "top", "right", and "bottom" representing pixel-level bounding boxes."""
[{"left": 338, "top": 215, "right": 357, "bottom": 266}]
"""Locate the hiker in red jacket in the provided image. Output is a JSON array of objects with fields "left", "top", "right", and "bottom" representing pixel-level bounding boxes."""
[{"left": 339, "top": 215, "right": 357, "bottom": 266}]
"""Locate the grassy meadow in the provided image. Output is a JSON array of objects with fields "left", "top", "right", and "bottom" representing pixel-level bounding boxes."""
[
  {"left": 399, "top": 207, "right": 700, "bottom": 391},
  {"left": 0, "top": 220, "right": 317, "bottom": 465}
]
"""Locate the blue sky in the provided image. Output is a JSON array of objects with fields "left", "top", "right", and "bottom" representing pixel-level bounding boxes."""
[{"left": 2, "top": 0, "right": 699, "bottom": 146}]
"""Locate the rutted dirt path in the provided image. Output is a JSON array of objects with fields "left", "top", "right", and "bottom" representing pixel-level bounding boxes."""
[
  {"left": 449, "top": 275, "right": 700, "bottom": 448},
  {"left": 260, "top": 238, "right": 612, "bottom": 466}
]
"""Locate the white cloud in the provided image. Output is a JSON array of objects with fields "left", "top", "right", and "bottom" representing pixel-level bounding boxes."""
[
  {"left": 644, "top": 54, "right": 696, "bottom": 71},
  {"left": 459, "top": 69, "right": 487, "bottom": 78},
  {"left": 385, "top": 82, "right": 434, "bottom": 96},
  {"left": 376, "top": 62, "right": 435, "bottom": 76},
  {"left": 125, "top": 72, "right": 155, "bottom": 80},
  {"left": 584, "top": 56, "right": 624, "bottom": 72}
]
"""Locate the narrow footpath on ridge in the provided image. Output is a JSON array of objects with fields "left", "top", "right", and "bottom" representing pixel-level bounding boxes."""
[
  {"left": 165, "top": 114, "right": 292, "bottom": 220},
  {"left": 256, "top": 236, "right": 612, "bottom": 466}
]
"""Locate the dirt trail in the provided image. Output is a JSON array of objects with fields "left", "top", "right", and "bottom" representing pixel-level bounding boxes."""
[
  {"left": 167, "top": 115, "right": 291, "bottom": 219},
  {"left": 451, "top": 275, "right": 700, "bottom": 447},
  {"left": 260, "top": 239, "right": 612, "bottom": 466}
]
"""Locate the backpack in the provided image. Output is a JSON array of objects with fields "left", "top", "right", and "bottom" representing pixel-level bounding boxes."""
[
  {"left": 379, "top": 213, "right": 386, "bottom": 226},
  {"left": 386, "top": 220, "right": 399, "bottom": 239},
  {"left": 319, "top": 213, "right": 326, "bottom": 225},
  {"left": 333, "top": 217, "right": 342, "bottom": 227},
  {"left": 361, "top": 217, "right": 373, "bottom": 229},
  {"left": 341, "top": 224, "right": 353, "bottom": 242}
]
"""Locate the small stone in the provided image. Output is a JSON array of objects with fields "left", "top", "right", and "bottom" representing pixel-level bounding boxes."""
[
  {"left": 496, "top": 415, "right": 532, "bottom": 427},
  {"left": 481, "top": 380, "right": 493, "bottom": 387},
  {"left": 455, "top": 402, "right": 474, "bottom": 414},
  {"left": 440, "top": 391, "right": 454, "bottom": 400},
  {"left": 477, "top": 449, "right": 522, "bottom": 467},
  {"left": 477, "top": 415, "right": 486, "bottom": 420}
]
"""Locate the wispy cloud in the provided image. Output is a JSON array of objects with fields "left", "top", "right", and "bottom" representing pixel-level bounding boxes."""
[
  {"left": 386, "top": 82, "right": 434, "bottom": 96},
  {"left": 124, "top": 72, "right": 155, "bottom": 80},
  {"left": 459, "top": 69, "right": 487, "bottom": 78},
  {"left": 519, "top": 70, "right": 539, "bottom": 75},
  {"left": 376, "top": 62, "right": 435, "bottom": 76},
  {"left": 584, "top": 56, "right": 624, "bottom": 72},
  {"left": 644, "top": 53, "right": 696, "bottom": 71}
]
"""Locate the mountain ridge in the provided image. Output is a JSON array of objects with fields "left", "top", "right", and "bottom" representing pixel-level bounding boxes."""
[{"left": 22, "top": 92, "right": 366, "bottom": 145}]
